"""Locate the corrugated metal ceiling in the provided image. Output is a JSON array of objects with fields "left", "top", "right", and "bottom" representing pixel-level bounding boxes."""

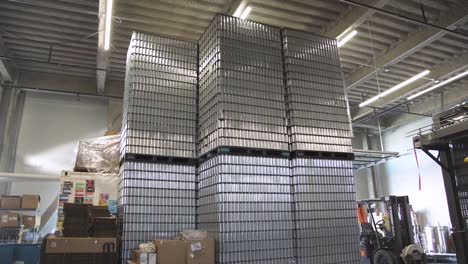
[{"left": 0, "top": 0, "right": 467, "bottom": 113}]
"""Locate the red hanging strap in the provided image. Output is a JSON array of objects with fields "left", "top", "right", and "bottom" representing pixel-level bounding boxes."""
[{"left": 413, "top": 143, "right": 422, "bottom": 190}]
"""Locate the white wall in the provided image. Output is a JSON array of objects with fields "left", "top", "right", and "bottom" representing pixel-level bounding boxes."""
[
  {"left": 376, "top": 117, "right": 451, "bottom": 227},
  {"left": 10, "top": 92, "right": 108, "bottom": 233},
  {"left": 355, "top": 169, "right": 370, "bottom": 200},
  {"left": 14, "top": 92, "right": 109, "bottom": 175}
]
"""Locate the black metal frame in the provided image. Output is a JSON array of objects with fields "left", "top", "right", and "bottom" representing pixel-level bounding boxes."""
[
  {"left": 413, "top": 103, "right": 468, "bottom": 264},
  {"left": 419, "top": 143, "right": 468, "bottom": 264}
]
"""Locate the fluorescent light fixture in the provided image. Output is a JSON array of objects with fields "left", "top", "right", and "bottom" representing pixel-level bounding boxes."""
[
  {"left": 407, "top": 70, "right": 468, "bottom": 100},
  {"left": 359, "top": 70, "right": 430, "bottom": 107},
  {"left": 337, "top": 30, "right": 357, "bottom": 47},
  {"left": 240, "top": 6, "right": 252, "bottom": 19},
  {"left": 104, "top": 0, "right": 113, "bottom": 51},
  {"left": 233, "top": 4, "right": 244, "bottom": 17}
]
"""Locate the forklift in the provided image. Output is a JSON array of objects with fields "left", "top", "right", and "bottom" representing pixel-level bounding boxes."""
[{"left": 358, "top": 196, "right": 426, "bottom": 264}]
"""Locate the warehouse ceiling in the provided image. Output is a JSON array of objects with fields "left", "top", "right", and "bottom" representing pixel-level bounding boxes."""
[{"left": 0, "top": 0, "right": 467, "bottom": 121}]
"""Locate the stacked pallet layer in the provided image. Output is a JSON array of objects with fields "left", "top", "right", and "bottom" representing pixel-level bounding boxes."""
[
  {"left": 198, "top": 14, "right": 289, "bottom": 156},
  {"left": 283, "top": 28, "right": 353, "bottom": 153},
  {"left": 118, "top": 161, "right": 196, "bottom": 262},
  {"left": 122, "top": 32, "right": 198, "bottom": 159},
  {"left": 197, "top": 155, "right": 295, "bottom": 264},
  {"left": 292, "top": 158, "right": 360, "bottom": 263}
]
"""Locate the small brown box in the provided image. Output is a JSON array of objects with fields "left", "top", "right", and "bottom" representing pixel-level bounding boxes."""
[
  {"left": 186, "top": 239, "right": 215, "bottom": 264},
  {"left": 154, "top": 240, "right": 186, "bottom": 264},
  {"left": 23, "top": 215, "right": 36, "bottom": 229},
  {"left": 132, "top": 250, "right": 156, "bottom": 264},
  {"left": 0, "top": 212, "right": 20, "bottom": 227},
  {"left": 21, "top": 195, "right": 40, "bottom": 209},
  {"left": 0, "top": 196, "right": 21, "bottom": 209}
]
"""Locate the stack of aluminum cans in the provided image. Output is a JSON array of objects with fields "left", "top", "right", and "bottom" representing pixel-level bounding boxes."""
[
  {"left": 122, "top": 32, "right": 198, "bottom": 159},
  {"left": 198, "top": 155, "right": 296, "bottom": 264},
  {"left": 282, "top": 28, "right": 353, "bottom": 153},
  {"left": 292, "top": 158, "right": 360, "bottom": 263},
  {"left": 119, "top": 161, "right": 196, "bottom": 262},
  {"left": 119, "top": 32, "right": 198, "bottom": 263},
  {"left": 198, "top": 14, "right": 289, "bottom": 156}
]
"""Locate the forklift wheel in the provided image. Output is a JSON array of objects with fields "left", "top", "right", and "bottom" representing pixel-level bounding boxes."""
[{"left": 373, "top": 249, "right": 399, "bottom": 264}]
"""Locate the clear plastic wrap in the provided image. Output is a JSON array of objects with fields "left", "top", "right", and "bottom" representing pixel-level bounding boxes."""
[
  {"left": 139, "top": 242, "right": 156, "bottom": 253},
  {"left": 181, "top": 230, "right": 207, "bottom": 242},
  {"left": 73, "top": 134, "right": 120, "bottom": 174}
]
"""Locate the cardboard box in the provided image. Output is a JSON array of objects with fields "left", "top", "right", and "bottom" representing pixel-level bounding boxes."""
[
  {"left": 21, "top": 195, "right": 40, "bottom": 209},
  {"left": 45, "top": 237, "right": 117, "bottom": 253},
  {"left": 132, "top": 250, "right": 148, "bottom": 264},
  {"left": 0, "top": 196, "right": 21, "bottom": 209},
  {"left": 23, "top": 215, "right": 36, "bottom": 229},
  {"left": 154, "top": 240, "right": 186, "bottom": 264},
  {"left": 0, "top": 212, "right": 20, "bottom": 227},
  {"left": 148, "top": 252, "right": 157, "bottom": 264},
  {"left": 186, "top": 239, "right": 215, "bottom": 264},
  {"left": 132, "top": 250, "right": 157, "bottom": 264}
]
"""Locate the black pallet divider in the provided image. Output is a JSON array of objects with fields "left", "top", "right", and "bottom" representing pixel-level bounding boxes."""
[
  {"left": 120, "top": 153, "right": 198, "bottom": 166},
  {"left": 290, "top": 150, "right": 354, "bottom": 160},
  {"left": 199, "top": 146, "right": 291, "bottom": 161}
]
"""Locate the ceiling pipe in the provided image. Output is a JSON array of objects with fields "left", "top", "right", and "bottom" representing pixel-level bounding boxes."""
[
  {"left": 336, "top": 0, "right": 468, "bottom": 39},
  {"left": 0, "top": 56, "right": 107, "bottom": 72},
  {"left": 6, "top": 84, "right": 123, "bottom": 100}
]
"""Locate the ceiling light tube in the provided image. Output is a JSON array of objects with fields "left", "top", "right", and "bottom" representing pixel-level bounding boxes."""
[
  {"left": 359, "top": 70, "right": 430, "bottom": 107},
  {"left": 337, "top": 30, "right": 357, "bottom": 47},
  {"left": 407, "top": 70, "right": 468, "bottom": 100},
  {"left": 104, "top": 0, "right": 113, "bottom": 51},
  {"left": 240, "top": 6, "right": 252, "bottom": 19},
  {"left": 233, "top": 4, "right": 244, "bottom": 17}
]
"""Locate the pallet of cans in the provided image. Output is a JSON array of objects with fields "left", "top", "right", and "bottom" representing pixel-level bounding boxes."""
[
  {"left": 282, "top": 28, "right": 353, "bottom": 153},
  {"left": 122, "top": 32, "right": 198, "bottom": 159},
  {"left": 198, "top": 14, "right": 289, "bottom": 157},
  {"left": 118, "top": 160, "right": 196, "bottom": 262},
  {"left": 292, "top": 158, "right": 360, "bottom": 263},
  {"left": 198, "top": 155, "right": 296, "bottom": 264}
]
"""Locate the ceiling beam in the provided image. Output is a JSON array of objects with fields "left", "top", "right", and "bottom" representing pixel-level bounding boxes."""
[
  {"left": 353, "top": 51, "right": 468, "bottom": 121},
  {"left": 16, "top": 71, "right": 123, "bottom": 98},
  {"left": 346, "top": 5, "right": 468, "bottom": 91},
  {"left": 0, "top": 36, "right": 18, "bottom": 84},
  {"left": 322, "top": 0, "right": 391, "bottom": 39},
  {"left": 96, "top": 0, "right": 110, "bottom": 95}
]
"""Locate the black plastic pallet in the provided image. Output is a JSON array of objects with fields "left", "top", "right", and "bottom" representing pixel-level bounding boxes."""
[
  {"left": 120, "top": 154, "right": 197, "bottom": 165},
  {"left": 199, "top": 146, "right": 291, "bottom": 161},
  {"left": 291, "top": 150, "right": 354, "bottom": 160}
]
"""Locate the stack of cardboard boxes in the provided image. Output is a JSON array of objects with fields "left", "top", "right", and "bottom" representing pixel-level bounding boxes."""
[
  {"left": 41, "top": 203, "right": 118, "bottom": 264},
  {"left": 62, "top": 203, "right": 89, "bottom": 237},
  {"left": 90, "top": 217, "right": 118, "bottom": 237},
  {"left": 0, "top": 195, "right": 39, "bottom": 229},
  {"left": 62, "top": 203, "right": 117, "bottom": 237},
  {"left": 130, "top": 237, "right": 215, "bottom": 264}
]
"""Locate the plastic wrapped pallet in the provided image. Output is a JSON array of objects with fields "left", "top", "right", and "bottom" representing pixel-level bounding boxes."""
[
  {"left": 121, "top": 32, "right": 198, "bottom": 159},
  {"left": 198, "top": 14, "right": 289, "bottom": 156},
  {"left": 73, "top": 134, "right": 120, "bottom": 174},
  {"left": 197, "top": 155, "right": 295, "bottom": 264},
  {"left": 292, "top": 158, "right": 360, "bottom": 263},
  {"left": 118, "top": 160, "right": 196, "bottom": 262},
  {"left": 282, "top": 28, "right": 353, "bottom": 153}
]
